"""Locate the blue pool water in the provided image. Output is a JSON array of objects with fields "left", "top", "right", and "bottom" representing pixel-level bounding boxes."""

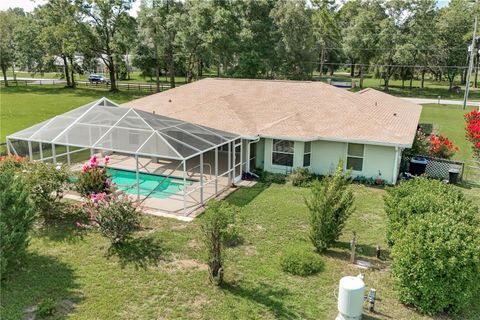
[{"left": 107, "top": 168, "right": 192, "bottom": 199}]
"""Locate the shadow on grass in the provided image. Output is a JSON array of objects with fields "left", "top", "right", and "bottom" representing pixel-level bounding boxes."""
[
  {"left": 34, "top": 207, "right": 88, "bottom": 244},
  {"left": 224, "top": 183, "right": 269, "bottom": 207},
  {"left": 1, "top": 253, "right": 82, "bottom": 320},
  {"left": 333, "top": 241, "right": 390, "bottom": 260},
  {"left": 222, "top": 281, "right": 298, "bottom": 319},
  {"left": 107, "top": 236, "right": 167, "bottom": 270}
]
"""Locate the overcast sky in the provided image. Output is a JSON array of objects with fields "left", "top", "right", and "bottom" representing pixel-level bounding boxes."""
[{"left": 0, "top": 0, "right": 451, "bottom": 17}]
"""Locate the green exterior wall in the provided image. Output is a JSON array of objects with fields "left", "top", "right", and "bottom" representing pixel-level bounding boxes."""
[{"left": 258, "top": 138, "right": 399, "bottom": 184}]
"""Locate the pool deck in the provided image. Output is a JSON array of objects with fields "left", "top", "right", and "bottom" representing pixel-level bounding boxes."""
[{"left": 69, "top": 152, "right": 255, "bottom": 221}]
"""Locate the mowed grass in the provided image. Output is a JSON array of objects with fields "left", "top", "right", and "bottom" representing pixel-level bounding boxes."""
[
  {"left": 0, "top": 85, "right": 152, "bottom": 143},
  {"left": 0, "top": 185, "right": 429, "bottom": 320}
]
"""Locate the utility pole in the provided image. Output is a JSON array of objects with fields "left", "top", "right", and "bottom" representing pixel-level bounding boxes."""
[{"left": 464, "top": 0, "right": 479, "bottom": 110}]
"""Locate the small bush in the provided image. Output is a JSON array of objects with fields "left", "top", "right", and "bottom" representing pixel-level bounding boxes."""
[
  {"left": 384, "top": 177, "right": 469, "bottom": 246},
  {"left": 200, "top": 200, "right": 237, "bottom": 285},
  {"left": 258, "top": 171, "right": 286, "bottom": 184},
  {"left": 76, "top": 155, "right": 112, "bottom": 197},
  {"left": 391, "top": 210, "right": 480, "bottom": 315},
  {"left": 81, "top": 191, "right": 140, "bottom": 244},
  {"left": 305, "top": 161, "right": 354, "bottom": 253},
  {"left": 287, "top": 168, "right": 313, "bottom": 187},
  {"left": 0, "top": 168, "right": 36, "bottom": 278},
  {"left": 36, "top": 297, "right": 56, "bottom": 318},
  {"left": 281, "top": 247, "right": 324, "bottom": 276},
  {"left": 25, "top": 162, "right": 71, "bottom": 220}
]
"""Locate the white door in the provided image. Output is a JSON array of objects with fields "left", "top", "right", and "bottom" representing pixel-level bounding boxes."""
[{"left": 233, "top": 140, "right": 242, "bottom": 183}]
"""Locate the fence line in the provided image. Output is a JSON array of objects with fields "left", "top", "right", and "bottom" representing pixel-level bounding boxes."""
[{"left": 0, "top": 79, "right": 173, "bottom": 92}]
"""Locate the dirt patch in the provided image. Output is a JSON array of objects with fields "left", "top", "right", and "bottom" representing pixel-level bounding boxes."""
[
  {"left": 187, "top": 239, "right": 200, "bottom": 249},
  {"left": 244, "top": 245, "right": 258, "bottom": 256},
  {"left": 164, "top": 259, "right": 208, "bottom": 272},
  {"left": 255, "top": 224, "right": 264, "bottom": 231},
  {"left": 170, "top": 224, "right": 188, "bottom": 230}
]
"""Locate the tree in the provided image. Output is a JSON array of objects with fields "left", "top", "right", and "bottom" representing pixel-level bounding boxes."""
[
  {"left": 35, "top": 0, "right": 83, "bottom": 87},
  {"left": 0, "top": 168, "right": 36, "bottom": 277},
  {"left": 137, "top": 0, "right": 183, "bottom": 90},
  {"left": 312, "top": 6, "right": 343, "bottom": 78},
  {"left": 232, "top": 0, "right": 278, "bottom": 78},
  {"left": 76, "top": 0, "right": 135, "bottom": 92},
  {"left": 435, "top": 0, "right": 473, "bottom": 89},
  {"left": 0, "top": 9, "right": 24, "bottom": 86},
  {"left": 342, "top": 3, "right": 384, "bottom": 87},
  {"left": 305, "top": 162, "right": 354, "bottom": 253},
  {"left": 270, "top": 0, "right": 315, "bottom": 79},
  {"left": 200, "top": 200, "right": 236, "bottom": 285}
]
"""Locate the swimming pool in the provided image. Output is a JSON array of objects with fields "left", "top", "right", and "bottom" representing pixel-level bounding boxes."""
[{"left": 107, "top": 168, "right": 193, "bottom": 199}]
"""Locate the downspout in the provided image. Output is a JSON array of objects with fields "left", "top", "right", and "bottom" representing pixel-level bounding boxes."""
[{"left": 392, "top": 146, "right": 400, "bottom": 185}]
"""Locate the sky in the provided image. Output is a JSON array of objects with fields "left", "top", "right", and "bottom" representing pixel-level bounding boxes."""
[
  {"left": 0, "top": 0, "right": 450, "bottom": 16},
  {"left": 0, "top": 0, "right": 142, "bottom": 16}
]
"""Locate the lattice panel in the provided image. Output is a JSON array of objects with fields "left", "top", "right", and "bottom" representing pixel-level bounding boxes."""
[{"left": 403, "top": 155, "right": 464, "bottom": 181}]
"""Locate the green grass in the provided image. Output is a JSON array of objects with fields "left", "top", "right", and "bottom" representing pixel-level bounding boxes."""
[{"left": 0, "top": 85, "right": 152, "bottom": 143}]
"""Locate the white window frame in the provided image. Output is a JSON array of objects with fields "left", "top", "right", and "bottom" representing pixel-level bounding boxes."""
[
  {"left": 272, "top": 139, "right": 294, "bottom": 167},
  {"left": 303, "top": 141, "right": 311, "bottom": 167},
  {"left": 345, "top": 143, "right": 364, "bottom": 173}
]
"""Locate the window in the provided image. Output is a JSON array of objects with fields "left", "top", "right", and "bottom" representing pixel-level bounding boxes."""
[
  {"left": 346, "top": 143, "right": 364, "bottom": 171},
  {"left": 272, "top": 139, "right": 294, "bottom": 166},
  {"left": 303, "top": 142, "right": 311, "bottom": 167}
]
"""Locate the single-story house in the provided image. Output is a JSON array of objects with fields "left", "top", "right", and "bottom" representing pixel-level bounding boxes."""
[
  {"left": 6, "top": 78, "right": 421, "bottom": 217},
  {"left": 125, "top": 78, "right": 422, "bottom": 185}
]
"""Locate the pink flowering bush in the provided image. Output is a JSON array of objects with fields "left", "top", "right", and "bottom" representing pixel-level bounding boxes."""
[
  {"left": 79, "top": 190, "right": 140, "bottom": 244},
  {"left": 76, "top": 155, "right": 112, "bottom": 197}
]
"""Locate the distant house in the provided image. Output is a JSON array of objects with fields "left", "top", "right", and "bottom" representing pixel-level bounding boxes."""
[{"left": 126, "top": 78, "right": 421, "bottom": 184}]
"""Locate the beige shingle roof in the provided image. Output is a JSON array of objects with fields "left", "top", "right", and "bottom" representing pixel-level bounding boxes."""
[{"left": 124, "top": 78, "right": 422, "bottom": 147}]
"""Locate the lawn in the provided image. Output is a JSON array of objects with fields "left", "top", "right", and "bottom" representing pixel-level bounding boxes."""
[{"left": 0, "top": 85, "right": 152, "bottom": 144}]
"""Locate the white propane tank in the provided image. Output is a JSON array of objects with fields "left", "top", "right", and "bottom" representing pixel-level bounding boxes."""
[{"left": 336, "top": 276, "right": 365, "bottom": 320}]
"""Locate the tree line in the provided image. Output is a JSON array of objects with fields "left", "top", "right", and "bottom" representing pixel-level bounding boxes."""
[{"left": 0, "top": 0, "right": 477, "bottom": 92}]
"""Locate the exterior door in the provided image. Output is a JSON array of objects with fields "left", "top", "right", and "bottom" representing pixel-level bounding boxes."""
[{"left": 233, "top": 139, "right": 242, "bottom": 183}]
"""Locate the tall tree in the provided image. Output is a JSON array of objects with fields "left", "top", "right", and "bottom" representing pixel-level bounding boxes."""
[
  {"left": 0, "top": 9, "right": 23, "bottom": 86},
  {"left": 435, "top": 0, "right": 473, "bottom": 89},
  {"left": 76, "top": 0, "right": 135, "bottom": 92},
  {"left": 270, "top": 0, "right": 315, "bottom": 79},
  {"left": 36, "top": 0, "right": 83, "bottom": 87},
  {"left": 342, "top": 3, "right": 385, "bottom": 88}
]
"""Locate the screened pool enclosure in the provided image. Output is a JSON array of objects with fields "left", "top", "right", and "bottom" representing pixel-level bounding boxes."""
[{"left": 6, "top": 98, "right": 244, "bottom": 216}]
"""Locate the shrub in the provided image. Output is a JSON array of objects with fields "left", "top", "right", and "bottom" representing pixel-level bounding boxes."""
[
  {"left": 81, "top": 191, "right": 140, "bottom": 244},
  {"left": 281, "top": 247, "right": 324, "bottom": 276},
  {"left": 287, "top": 167, "right": 313, "bottom": 187},
  {"left": 391, "top": 210, "right": 480, "bottom": 315},
  {"left": 305, "top": 161, "right": 354, "bottom": 253},
  {"left": 384, "top": 177, "right": 469, "bottom": 246},
  {"left": 465, "top": 110, "right": 480, "bottom": 159},
  {"left": 258, "top": 171, "right": 286, "bottom": 184},
  {"left": 404, "top": 129, "right": 458, "bottom": 159},
  {"left": 36, "top": 297, "right": 56, "bottom": 318},
  {"left": 25, "top": 162, "right": 71, "bottom": 220},
  {"left": 0, "top": 169, "right": 36, "bottom": 278},
  {"left": 76, "top": 155, "right": 112, "bottom": 197},
  {"left": 200, "top": 200, "right": 237, "bottom": 285}
]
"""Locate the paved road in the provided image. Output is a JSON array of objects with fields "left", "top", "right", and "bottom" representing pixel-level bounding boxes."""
[{"left": 402, "top": 97, "right": 480, "bottom": 107}]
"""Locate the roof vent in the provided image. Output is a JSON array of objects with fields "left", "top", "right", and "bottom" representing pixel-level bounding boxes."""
[
  {"left": 393, "top": 113, "right": 397, "bottom": 116},
  {"left": 152, "top": 110, "right": 155, "bottom": 114},
  {"left": 375, "top": 101, "right": 377, "bottom": 106},
  {"left": 169, "top": 99, "right": 172, "bottom": 102}
]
